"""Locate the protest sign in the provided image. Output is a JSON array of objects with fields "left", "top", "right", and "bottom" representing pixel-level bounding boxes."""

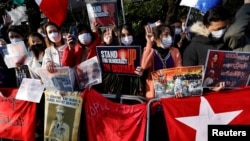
[
  {"left": 151, "top": 66, "right": 204, "bottom": 98},
  {"left": 96, "top": 46, "right": 141, "bottom": 76},
  {"left": 203, "top": 50, "right": 250, "bottom": 88}
]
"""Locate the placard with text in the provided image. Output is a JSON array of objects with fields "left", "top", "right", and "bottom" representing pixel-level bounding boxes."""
[
  {"left": 96, "top": 46, "right": 141, "bottom": 76},
  {"left": 203, "top": 50, "right": 250, "bottom": 88},
  {"left": 85, "top": 0, "right": 118, "bottom": 29}
]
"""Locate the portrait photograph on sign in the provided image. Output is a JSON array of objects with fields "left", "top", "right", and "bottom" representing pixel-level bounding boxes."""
[
  {"left": 44, "top": 90, "right": 82, "bottom": 141},
  {"left": 96, "top": 46, "right": 141, "bottom": 76},
  {"left": 151, "top": 66, "right": 204, "bottom": 98},
  {"left": 203, "top": 50, "right": 250, "bottom": 88},
  {"left": 75, "top": 56, "right": 102, "bottom": 89}
]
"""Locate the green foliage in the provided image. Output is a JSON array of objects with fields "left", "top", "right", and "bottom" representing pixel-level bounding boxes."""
[{"left": 119, "top": 0, "right": 168, "bottom": 40}]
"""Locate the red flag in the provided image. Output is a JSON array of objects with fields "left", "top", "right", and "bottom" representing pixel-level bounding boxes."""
[
  {"left": 0, "top": 88, "right": 37, "bottom": 141},
  {"left": 35, "top": 0, "right": 68, "bottom": 26},
  {"left": 161, "top": 87, "right": 250, "bottom": 141},
  {"left": 83, "top": 88, "right": 147, "bottom": 141}
]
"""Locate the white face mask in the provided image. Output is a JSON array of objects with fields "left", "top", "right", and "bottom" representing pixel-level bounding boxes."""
[
  {"left": 175, "top": 28, "right": 182, "bottom": 35},
  {"left": 211, "top": 28, "right": 227, "bottom": 39},
  {"left": 48, "top": 32, "right": 61, "bottom": 43},
  {"left": 78, "top": 33, "right": 92, "bottom": 45},
  {"left": 10, "top": 38, "right": 23, "bottom": 44},
  {"left": 161, "top": 36, "right": 172, "bottom": 49},
  {"left": 121, "top": 36, "right": 133, "bottom": 46}
]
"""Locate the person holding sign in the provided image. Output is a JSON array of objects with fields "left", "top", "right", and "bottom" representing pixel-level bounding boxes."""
[
  {"left": 62, "top": 23, "right": 102, "bottom": 68},
  {"left": 135, "top": 24, "right": 182, "bottom": 100},
  {"left": 42, "top": 22, "right": 66, "bottom": 73}
]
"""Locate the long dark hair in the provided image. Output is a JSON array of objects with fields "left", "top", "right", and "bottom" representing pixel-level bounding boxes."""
[
  {"left": 28, "top": 32, "right": 46, "bottom": 60},
  {"left": 43, "top": 22, "right": 65, "bottom": 47}
]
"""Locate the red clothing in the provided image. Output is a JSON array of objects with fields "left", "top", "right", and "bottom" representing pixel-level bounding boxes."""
[{"left": 62, "top": 32, "right": 102, "bottom": 67}]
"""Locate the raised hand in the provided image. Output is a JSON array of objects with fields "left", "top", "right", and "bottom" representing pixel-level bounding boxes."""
[
  {"left": 145, "top": 25, "right": 154, "bottom": 42},
  {"left": 2, "top": 14, "right": 13, "bottom": 27}
]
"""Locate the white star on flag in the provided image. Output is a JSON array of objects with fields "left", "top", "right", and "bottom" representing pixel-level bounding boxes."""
[{"left": 176, "top": 97, "right": 242, "bottom": 141}]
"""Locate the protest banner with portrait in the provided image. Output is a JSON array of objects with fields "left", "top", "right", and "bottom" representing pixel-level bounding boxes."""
[
  {"left": 44, "top": 90, "right": 83, "bottom": 141},
  {"left": 85, "top": 0, "right": 118, "bottom": 29},
  {"left": 96, "top": 46, "right": 141, "bottom": 76},
  {"left": 151, "top": 66, "right": 204, "bottom": 98},
  {"left": 203, "top": 50, "right": 250, "bottom": 88}
]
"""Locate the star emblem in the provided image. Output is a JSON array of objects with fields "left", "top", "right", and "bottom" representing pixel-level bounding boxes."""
[{"left": 176, "top": 96, "right": 242, "bottom": 141}]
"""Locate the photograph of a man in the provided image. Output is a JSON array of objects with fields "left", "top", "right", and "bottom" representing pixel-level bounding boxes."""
[{"left": 47, "top": 105, "right": 70, "bottom": 141}]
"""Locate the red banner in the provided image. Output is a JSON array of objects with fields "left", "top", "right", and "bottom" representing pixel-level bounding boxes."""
[
  {"left": 161, "top": 87, "right": 250, "bottom": 141},
  {"left": 83, "top": 88, "right": 147, "bottom": 141},
  {"left": 0, "top": 88, "right": 36, "bottom": 141}
]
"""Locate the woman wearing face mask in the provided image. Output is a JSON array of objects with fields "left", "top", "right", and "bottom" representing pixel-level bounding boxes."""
[
  {"left": 61, "top": 23, "right": 102, "bottom": 68},
  {"left": 118, "top": 23, "right": 139, "bottom": 46},
  {"left": 6, "top": 27, "right": 31, "bottom": 87},
  {"left": 135, "top": 24, "right": 182, "bottom": 100},
  {"left": 42, "top": 22, "right": 66, "bottom": 73},
  {"left": 27, "top": 32, "right": 46, "bottom": 79}
]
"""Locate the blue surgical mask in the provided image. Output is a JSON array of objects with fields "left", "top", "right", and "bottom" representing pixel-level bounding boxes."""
[
  {"left": 121, "top": 36, "right": 133, "bottom": 46},
  {"left": 161, "top": 36, "right": 172, "bottom": 49}
]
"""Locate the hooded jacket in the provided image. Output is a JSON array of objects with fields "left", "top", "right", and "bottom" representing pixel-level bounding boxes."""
[{"left": 182, "top": 21, "right": 229, "bottom": 66}]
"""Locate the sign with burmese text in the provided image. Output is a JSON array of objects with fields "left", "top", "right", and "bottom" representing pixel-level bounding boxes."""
[
  {"left": 96, "top": 46, "right": 141, "bottom": 76},
  {"left": 203, "top": 50, "right": 250, "bottom": 88}
]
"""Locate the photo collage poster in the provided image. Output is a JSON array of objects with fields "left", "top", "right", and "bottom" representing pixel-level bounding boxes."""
[
  {"left": 96, "top": 46, "right": 141, "bottom": 76},
  {"left": 151, "top": 66, "right": 204, "bottom": 98},
  {"left": 38, "top": 67, "right": 75, "bottom": 92},
  {"left": 44, "top": 90, "right": 82, "bottom": 141},
  {"left": 203, "top": 50, "right": 250, "bottom": 88}
]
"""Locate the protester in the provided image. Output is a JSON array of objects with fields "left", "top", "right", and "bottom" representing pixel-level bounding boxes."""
[
  {"left": 135, "top": 24, "right": 182, "bottom": 99},
  {"left": 0, "top": 37, "right": 17, "bottom": 87},
  {"left": 4, "top": 26, "right": 31, "bottom": 87},
  {"left": 182, "top": 6, "right": 232, "bottom": 92},
  {"left": 110, "top": 23, "right": 144, "bottom": 95},
  {"left": 27, "top": 32, "right": 47, "bottom": 79},
  {"left": 42, "top": 22, "right": 66, "bottom": 73},
  {"left": 171, "top": 19, "right": 191, "bottom": 58},
  {"left": 0, "top": 14, "right": 13, "bottom": 43},
  {"left": 223, "top": 0, "right": 250, "bottom": 51},
  {"left": 118, "top": 23, "right": 140, "bottom": 46},
  {"left": 62, "top": 23, "right": 102, "bottom": 68}
]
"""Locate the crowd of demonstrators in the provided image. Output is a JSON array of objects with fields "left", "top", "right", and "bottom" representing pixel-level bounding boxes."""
[
  {"left": 135, "top": 24, "right": 182, "bottom": 99},
  {"left": 0, "top": 1, "right": 249, "bottom": 141}
]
